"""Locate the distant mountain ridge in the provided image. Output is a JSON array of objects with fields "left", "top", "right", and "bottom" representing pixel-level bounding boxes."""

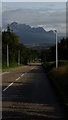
[{"left": 10, "top": 22, "right": 56, "bottom": 45}]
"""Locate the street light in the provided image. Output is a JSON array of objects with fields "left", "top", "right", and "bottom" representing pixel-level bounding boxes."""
[{"left": 54, "top": 30, "right": 58, "bottom": 68}]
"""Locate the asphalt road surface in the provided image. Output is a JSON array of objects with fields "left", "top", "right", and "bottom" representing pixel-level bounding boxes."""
[{"left": 2, "top": 63, "right": 66, "bottom": 120}]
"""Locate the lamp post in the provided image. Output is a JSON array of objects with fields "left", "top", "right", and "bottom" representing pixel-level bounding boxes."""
[{"left": 54, "top": 30, "right": 58, "bottom": 68}]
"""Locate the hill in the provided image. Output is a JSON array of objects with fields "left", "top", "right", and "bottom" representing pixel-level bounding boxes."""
[{"left": 10, "top": 22, "right": 56, "bottom": 46}]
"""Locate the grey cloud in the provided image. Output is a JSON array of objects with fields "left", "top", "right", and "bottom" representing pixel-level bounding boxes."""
[{"left": 2, "top": 8, "right": 66, "bottom": 33}]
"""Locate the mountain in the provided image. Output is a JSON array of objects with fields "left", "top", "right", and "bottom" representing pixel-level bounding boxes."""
[{"left": 10, "top": 22, "right": 56, "bottom": 45}]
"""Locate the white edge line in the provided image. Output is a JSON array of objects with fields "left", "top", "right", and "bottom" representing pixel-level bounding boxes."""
[
  {"left": 3, "top": 82, "right": 13, "bottom": 92},
  {"left": 0, "top": 72, "right": 10, "bottom": 76}
]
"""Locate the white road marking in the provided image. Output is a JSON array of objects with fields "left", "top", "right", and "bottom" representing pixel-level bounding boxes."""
[
  {"left": 16, "top": 77, "right": 20, "bottom": 81},
  {"left": 3, "top": 82, "right": 14, "bottom": 92},
  {"left": 3, "top": 67, "right": 35, "bottom": 92},
  {"left": 31, "top": 67, "right": 35, "bottom": 70},
  {"left": 0, "top": 72, "right": 10, "bottom": 76},
  {"left": 21, "top": 74, "right": 24, "bottom": 77}
]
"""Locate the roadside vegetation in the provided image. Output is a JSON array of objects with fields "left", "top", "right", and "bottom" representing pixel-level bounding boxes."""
[
  {"left": 49, "top": 65, "right": 68, "bottom": 105},
  {"left": 0, "top": 29, "right": 2, "bottom": 69},
  {"left": 41, "top": 38, "right": 68, "bottom": 108},
  {"left": 2, "top": 25, "right": 39, "bottom": 69},
  {"left": 2, "top": 25, "right": 68, "bottom": 108}
]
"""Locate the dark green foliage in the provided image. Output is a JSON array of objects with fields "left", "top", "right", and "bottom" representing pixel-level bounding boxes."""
[
  {"left": 2, "top": 26, "right": 39, "bottom": 68},
  {"left": 41, "top": 49, "right": 51, "bottom": 62},
  {"left": 41, "top": 37, "right": 68, "bottom": 62},
  {"left": 58, "top": 38, "right": 68, "bottom": 60},
  {"left": 2, "top": 28, "right": 19, "bottom": 67},
  {"left": 42, "top": 61, "right": 56, "bottom": 72},
  {"left": 41, "top": 37, "right": 68, "bottom": 107}
]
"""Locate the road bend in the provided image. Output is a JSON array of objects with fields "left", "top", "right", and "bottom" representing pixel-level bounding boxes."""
[{"left": 2, "top": 63, "right": 66, "bottom": 119}]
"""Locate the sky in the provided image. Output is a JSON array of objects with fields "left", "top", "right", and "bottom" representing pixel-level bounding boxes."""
[
  {"left": 2, "top": 2, "right": 66, "bottom": 34},
  {"left": 0, "top": 3, "right": 2, "bottom": 27},
  {"left": 1, "top": 0, "right": 67, "bottom": 2}
]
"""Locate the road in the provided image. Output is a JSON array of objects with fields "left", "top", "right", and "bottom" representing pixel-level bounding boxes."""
[{"left": 2, "top": 63, "right": 66, "bottom": 119}]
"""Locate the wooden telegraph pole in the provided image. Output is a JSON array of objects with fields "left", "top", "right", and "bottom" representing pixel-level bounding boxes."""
[
  {"left": 18, "top": 50, "right": 20, "bottom": 65},
  {"left": 7, "top": 44, "right": 9, "bottom": 67}
]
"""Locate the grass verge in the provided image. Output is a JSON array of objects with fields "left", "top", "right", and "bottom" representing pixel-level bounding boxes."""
[
  {"left": 48, "top": 65, "right": 68, "bottom": 106},
  {"left": 42, "top": 60, "right": 68, "bottom": 115},
  {"left": 2, "top": 63, "right": 24, "bottom": 72}
]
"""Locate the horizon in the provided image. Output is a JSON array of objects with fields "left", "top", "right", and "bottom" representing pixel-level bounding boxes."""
[{"left": 2, "top": 22, "right": 66, "bottom": 37}]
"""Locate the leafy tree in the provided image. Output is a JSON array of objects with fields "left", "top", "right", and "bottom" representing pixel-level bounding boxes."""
[
  {"left": 41, "top": 37, "right": 68, "bottom": 63},
  {"left": 2, "top": 25, "right": 39, "bottom": 67},
  {"left": 2, "top": 26, "right": 19, "bottom": 66}
]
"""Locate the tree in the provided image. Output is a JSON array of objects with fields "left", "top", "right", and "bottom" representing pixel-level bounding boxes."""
[
  {"left": 2, "top": 26, "right": 19, "bottom": 67},
  {"left": 2, "top": 25, "right": 39, "bottom": 67}
]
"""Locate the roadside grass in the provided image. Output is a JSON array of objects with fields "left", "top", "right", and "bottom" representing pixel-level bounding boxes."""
[
  {"left": 2, "top": 62, "right": 32, "bottom": 72},
  {"left": 2, "top": 62, "right": 18, "bottom": 69},
  {"left": 2, "top": 62, "right": 24, "bottom": 72},
  {"left": 2, "top": 60, "right": 33, "bottom": 70},
  {"left": 49, "top": 65, "right": 68, "bottom": 106},
  {"left": 42, "top": 60, "right": 68, "bottom": 71},
  {"left": 43, "top": 60, "right": 68, "bottom": 107}
]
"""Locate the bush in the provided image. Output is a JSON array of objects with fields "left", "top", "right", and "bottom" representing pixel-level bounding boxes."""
[
  {"left": 42, "top": 61, "right": 56, "bottom": 71},
  {"left": 58, "top": 60, "right": 68, "bottom": 66}
]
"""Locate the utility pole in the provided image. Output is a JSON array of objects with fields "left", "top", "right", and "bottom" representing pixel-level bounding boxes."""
[
  {"left": 7, "top": 44, "right": 9, "bottom": 67},
  {"left": 18, "top": 50, "right": 20, "bottom": 65},
  {"left": 55, "top": 30, "right": 58, "bottom": 68}
]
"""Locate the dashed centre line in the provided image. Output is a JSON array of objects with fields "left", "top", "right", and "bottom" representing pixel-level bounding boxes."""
[
  {"left": 21, "top": 74, "right": 24, "bottom": 77},
  {"left": 3, "top": 67, "right": 35, "bottom": 92},
  {"left": 16, "top": 77, "right": 20, "bottom": 81},
  {"left": 31, "top": 67, "right": 34, "bottom": 70}
]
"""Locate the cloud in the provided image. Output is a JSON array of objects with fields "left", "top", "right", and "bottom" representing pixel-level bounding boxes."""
[
  {"left": 0, "top": 3, "right": 2, "bottom": 26},
  {"left": 2, "top": 8, "right": 66, "bottom": 33}
]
